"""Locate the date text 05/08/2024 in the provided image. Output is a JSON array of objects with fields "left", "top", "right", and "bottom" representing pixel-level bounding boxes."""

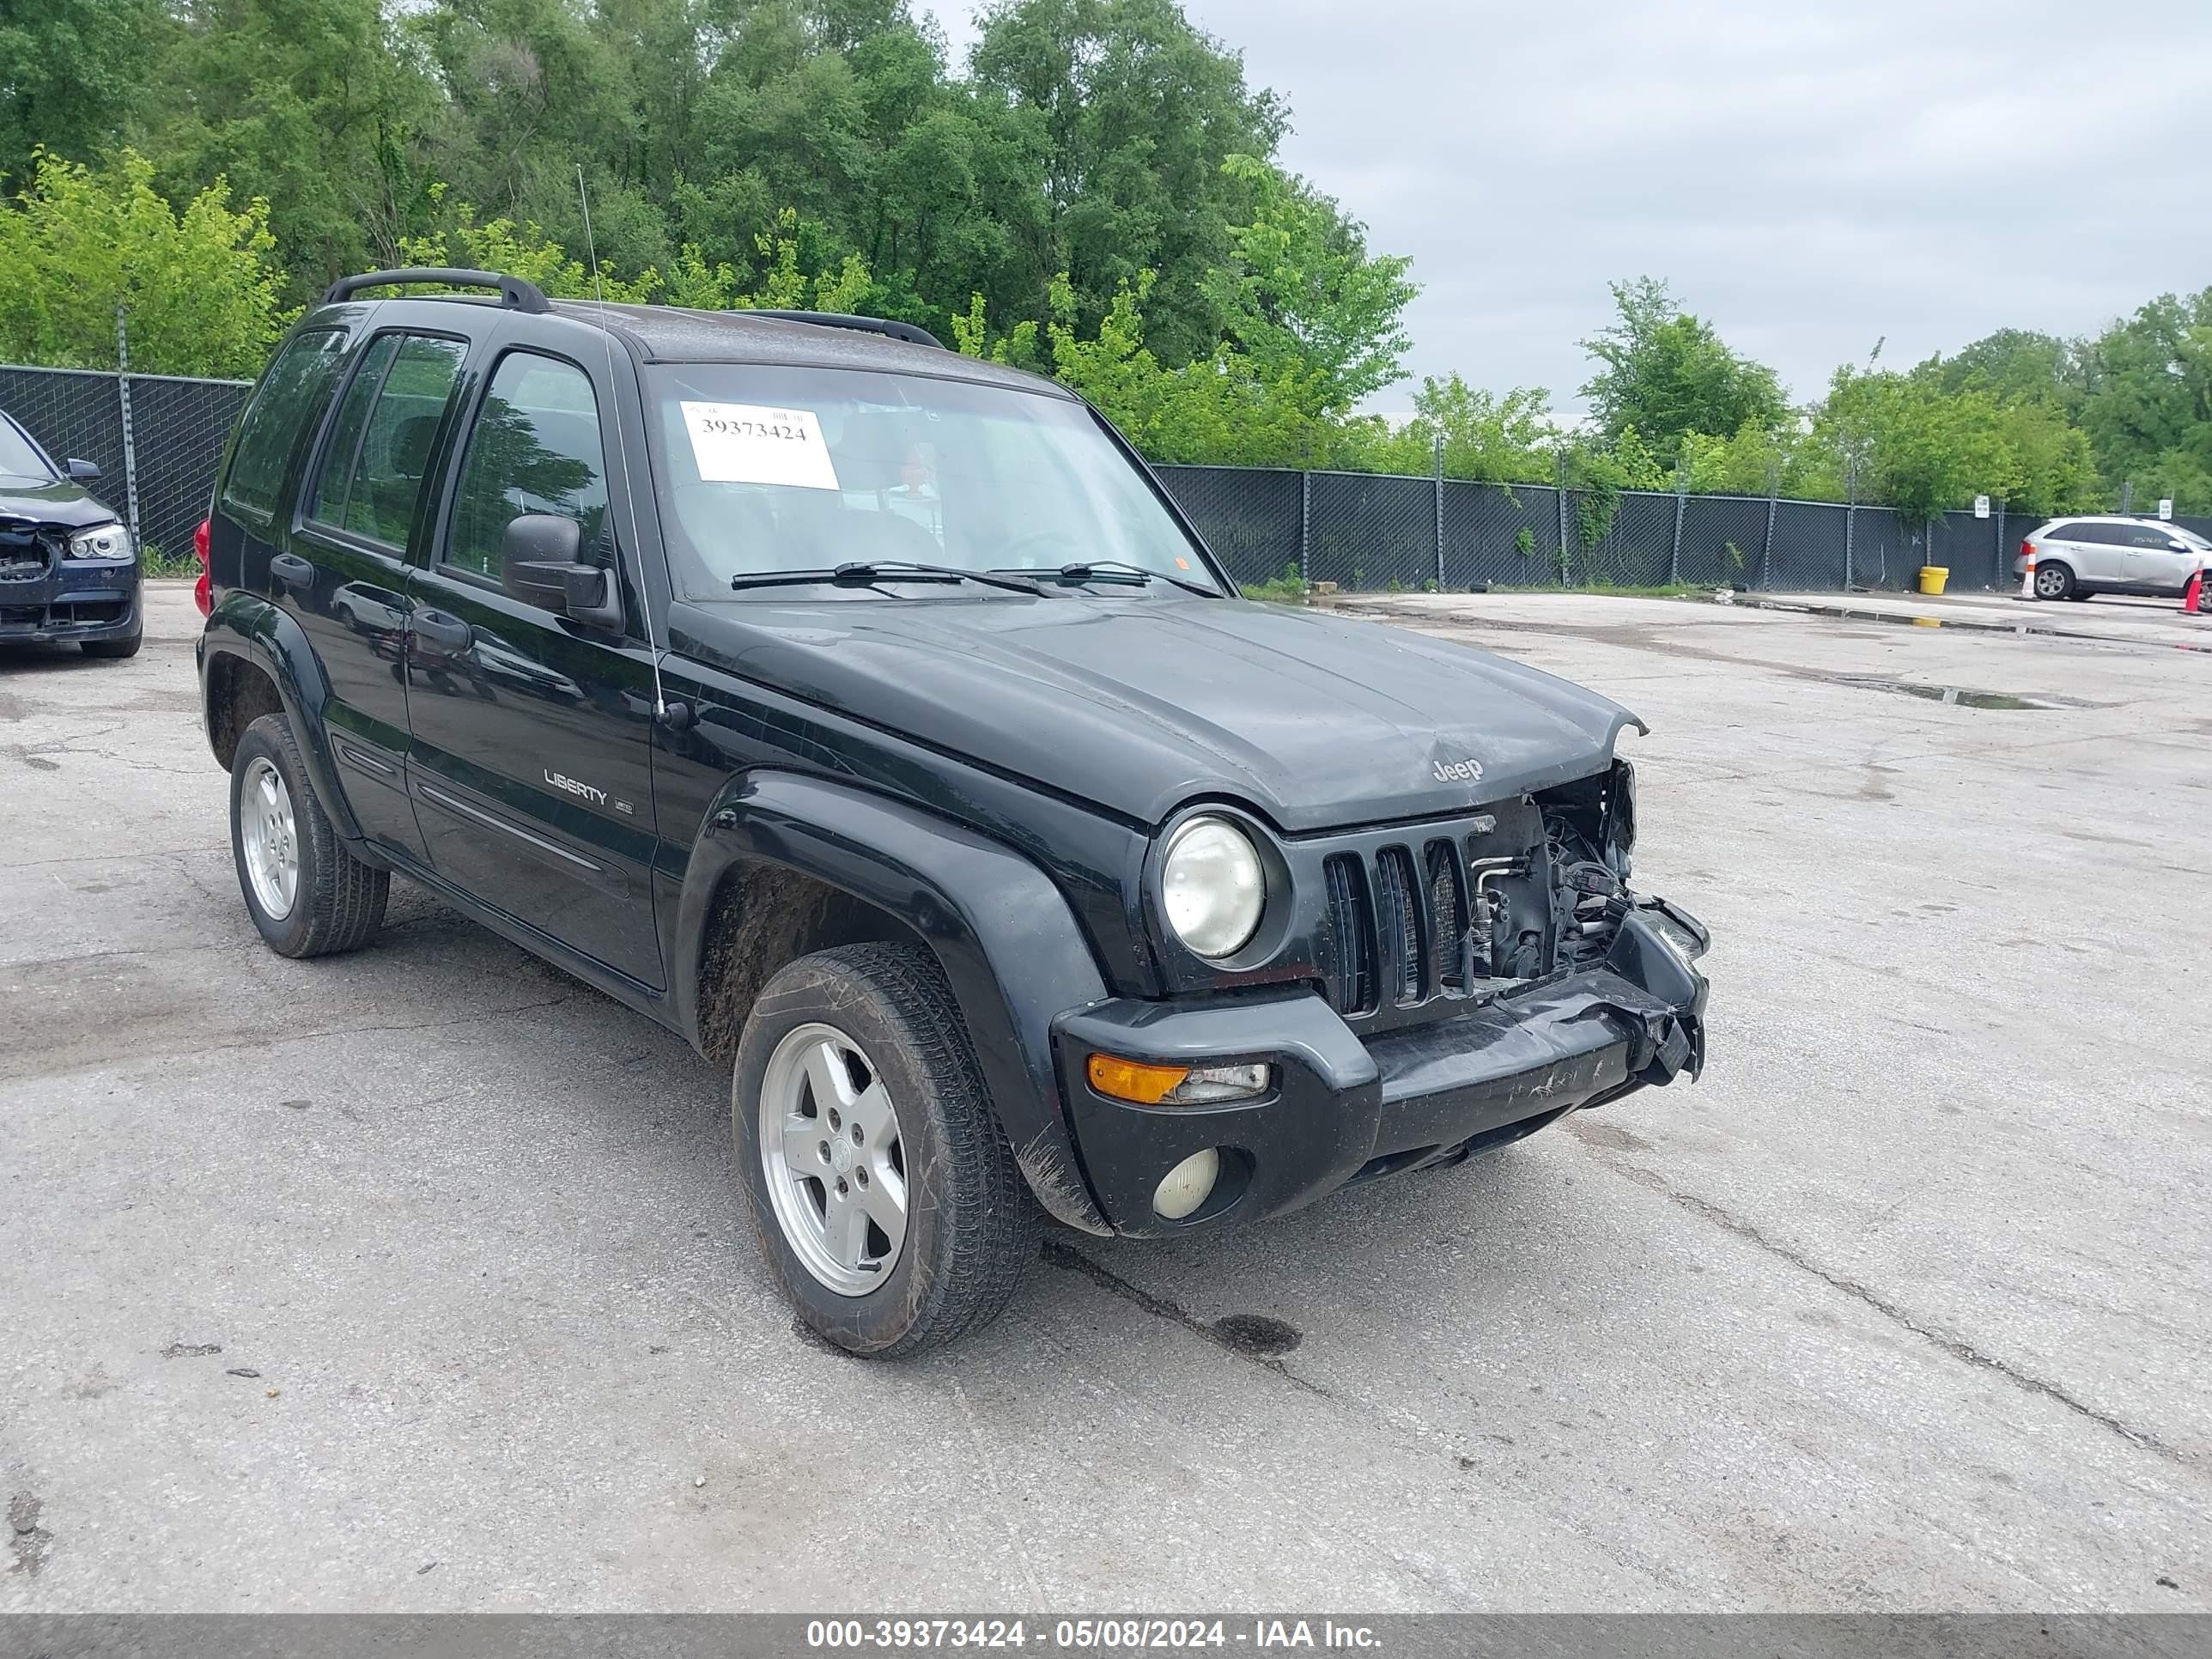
[{"left": 804, "top": 1620, "right": 1382, "bottom": 1650}]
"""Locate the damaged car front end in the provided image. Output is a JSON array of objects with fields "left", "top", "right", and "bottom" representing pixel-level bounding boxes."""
[
  {"left": 1057, "top": 757, "right": 1708, "bottom": 1236},
  {"left": 0, "top": 410, "right": 142, "bottom": 655}
]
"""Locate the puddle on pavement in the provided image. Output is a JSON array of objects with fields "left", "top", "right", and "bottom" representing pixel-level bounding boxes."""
[
  {"left": 1818, "top": 675, "right": 2088, "bottom": 711},
  {"left": 1744, "top": 596, "right": 2212, "bottom": 656}
]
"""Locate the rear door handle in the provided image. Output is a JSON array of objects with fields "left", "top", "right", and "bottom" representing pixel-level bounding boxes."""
[
  {"left": 410, "top": 610, "right": 472, "bottom": 652},
  {"left": 269, "top": 552, "right": 313, "bottom": 587}
]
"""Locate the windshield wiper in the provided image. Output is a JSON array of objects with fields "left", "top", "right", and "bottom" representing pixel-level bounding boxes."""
[
  {"left": 995, "top": 559, "right": 1221, "bottom": 598},
  {"left": 732, "top": 561, "right": 1042, "bottom": 595}
]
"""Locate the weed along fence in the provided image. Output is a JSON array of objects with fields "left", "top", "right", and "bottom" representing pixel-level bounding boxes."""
[{"left": 6, "top": 355, "right": 2204, "bottom": 596}]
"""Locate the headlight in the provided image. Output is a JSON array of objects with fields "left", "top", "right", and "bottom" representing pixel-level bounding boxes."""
[
  {"left": 1161, "top": 815, "right": 1265, "bottom": 959},
  {"left": 67, "top": 523, "right": 135, "bottom": 561}
]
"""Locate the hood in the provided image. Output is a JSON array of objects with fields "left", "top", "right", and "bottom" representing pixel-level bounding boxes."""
[
  {"left": 0, "top": 476, "right": 118, "bottom": 532},
  {"left": 669, "top": 593, "right": 1643, "bottom": 834}
]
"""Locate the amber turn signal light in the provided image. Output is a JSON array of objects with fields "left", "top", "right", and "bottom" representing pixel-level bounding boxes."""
[{"left": 1086, "top": 1054, "right": 1192, "bottom": 1105}]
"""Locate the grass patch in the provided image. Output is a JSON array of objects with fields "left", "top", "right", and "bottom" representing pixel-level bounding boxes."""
[
  {"left": 1237, "top": 562, "right": 1309, "bottom": 605},
  {"left": 1486, "top": 582, "right": 1711, "bottom": 599},
  {"left": 140, "top": 544, "right": 197, "bottom": 578}
]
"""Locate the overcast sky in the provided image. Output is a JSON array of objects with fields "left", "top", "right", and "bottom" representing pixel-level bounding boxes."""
[{"left": 920, "top": 0, "right": 2212, "bottom": 415}]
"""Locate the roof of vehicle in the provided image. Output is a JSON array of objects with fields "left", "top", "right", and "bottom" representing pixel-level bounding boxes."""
[
  {"left": 551, "top": 301, "right": 1074, "bottom": 398},
  {"left": 2039, "top": 512, "right": 2209, "bottom": 537},
  {"left": 310, "top": 270, "right": 1076, "bottom": 399}
]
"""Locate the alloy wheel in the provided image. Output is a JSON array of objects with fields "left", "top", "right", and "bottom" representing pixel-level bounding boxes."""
[
  {"left": 240, "top": 756, "right": 300, "bottom": 920},
  {"left": 757, "top": 1022, "right": 909, "bottom": 1296}
]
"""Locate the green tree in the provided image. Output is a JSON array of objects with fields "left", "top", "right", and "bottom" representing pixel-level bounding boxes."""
[
  {"left": 0, "top": 149, "right": 289, "bottom": 376},
  {"left": 970, "top": 0, "right": 1285, "bottom": 366},
  {"left": 1579, "top": 276, "right": 1788, "bottom": 468},
  {"left": 1364, "top": 375, "right": 1553, "bottom": 483},
  {"left": 2075, "top": 288, "right": 2212, "bottom": 509},
  {"left": 1202, "top": 154, "right": 1414, "bottom": 415},
  {"left": 1922, "top": 328, "right": 2081, "bottom": 408},
  {"left": 1808, "top": 368, "right": 2018, "bottom": 522},
  {"left": 0, "top": 0, "right": 161, "bottom": 193},
  {"left": 1680, "top": 420, "right": 1815, "bottom": 498},
  {"left": 152, "top": 0, "right": 442, "bottom": 292}
]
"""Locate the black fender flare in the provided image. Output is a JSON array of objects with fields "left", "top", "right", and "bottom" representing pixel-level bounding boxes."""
[
  {"left": 198, "top": 591, "right": 365, "bottom": 843},
  {"left": 674, "top": 771, "right": 1114, "bottom": 1236}
]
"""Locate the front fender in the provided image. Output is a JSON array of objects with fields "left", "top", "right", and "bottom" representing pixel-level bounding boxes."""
[
  {"left": 198, "top": 590, "right": 363, "bottom": 842},
  {"left": 674, "top": 771, "right": 1115, "bottom": 1236}
]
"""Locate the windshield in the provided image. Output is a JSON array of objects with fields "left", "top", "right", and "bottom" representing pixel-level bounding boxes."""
[
  {"left": 646, "top": 363, "right": 1218, "bottom": 597},
  {"left": 0, "top": 419, "right": 54, "bottom": 482}
]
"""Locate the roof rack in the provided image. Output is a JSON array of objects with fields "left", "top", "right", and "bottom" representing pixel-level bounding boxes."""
[
  {"left": 750, "top": 310, "right": 945, "bottom": 351},
  {"left": 320, "top": 268, "right": 552, "bottom": 314}
]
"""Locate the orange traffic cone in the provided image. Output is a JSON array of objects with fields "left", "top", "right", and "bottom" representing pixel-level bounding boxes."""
[
  {"left": 2014, "top": 540, "right": 2038, "bottom": 601},
  {"left": 2185, "top": 568, "right": 2205, "bottom": 616}
]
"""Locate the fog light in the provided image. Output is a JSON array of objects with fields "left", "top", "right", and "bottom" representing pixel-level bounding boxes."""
[{"left": 1152, "top": 1148, "right": 1221, "bottom": 1220}]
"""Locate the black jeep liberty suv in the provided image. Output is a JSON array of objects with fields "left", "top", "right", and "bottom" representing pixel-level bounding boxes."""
[{"left": 195, "top": 270, "right": 1710, "bottom": 1357}]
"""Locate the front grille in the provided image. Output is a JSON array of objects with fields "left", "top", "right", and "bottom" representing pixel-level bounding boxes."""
[
  {"left": 1316, "top": 818, "right": 1540, "bottom": 1020},
  {"left": 1, "top": 528, "right": 53, "bottom": 582}
]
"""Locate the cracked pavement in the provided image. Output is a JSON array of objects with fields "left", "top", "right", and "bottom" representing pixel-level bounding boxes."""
[{"left": 3, "top": 583, "right": 2209, "bottom": 1611}]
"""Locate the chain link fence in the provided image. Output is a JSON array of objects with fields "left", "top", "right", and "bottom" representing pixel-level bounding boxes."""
[
  {"left": 1170, "top": 467, "right": 2212, "bottom": 596},
  {"left": 9, "top": 349, "right": 2210, "bottom": 592},
  {"left": 0, "top": 362, "right": 250, "bottom": 563}
]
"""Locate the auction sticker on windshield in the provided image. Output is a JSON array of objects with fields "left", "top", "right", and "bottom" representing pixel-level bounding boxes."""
[{"left": 682, "top": 401, "right": 842, "bottom": 491}]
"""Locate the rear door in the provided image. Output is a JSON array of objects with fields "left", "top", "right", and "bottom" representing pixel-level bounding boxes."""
[
  {"left": 2055, "top": 522, "right": 2124, "bottom": 583},
  {"left": 283, "top": 329, "right": 471, "bottom": 860},
  {"left": 402, "top": 341, "right": 665, "bottom": 989}
]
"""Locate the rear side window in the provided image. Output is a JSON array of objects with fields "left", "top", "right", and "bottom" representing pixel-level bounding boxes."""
[
  {"left": 306, "top": 334, "right": 466, "bottom": 549},
  {"left": 444, "top": 353, "right": 611, "bottom": 580},
  {"left": 2055, "top": 522, "right": 2113, "bottom": 544},
  {"left": 221, "top": 329, "right": 349, "bottom": 521}
]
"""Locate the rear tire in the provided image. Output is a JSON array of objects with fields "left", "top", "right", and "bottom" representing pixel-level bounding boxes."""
[
  {"left": 732, "top": 942, "right": 1040, "bottom": 1358},
  {"left": 229, "top": 713, "right": 389, "bottom": 958},
  {"left": 81, "top": 630, "right": 142, "bottom": 659},
  {"left": 2034, "top": 561, "right": 2075, "bottom": 601}
]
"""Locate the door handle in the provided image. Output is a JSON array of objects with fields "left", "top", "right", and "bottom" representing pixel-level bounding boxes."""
[
  {"left": 410, "top": 610, "right": 473, "bottom": 652},
  {"left": 269, "top": 552, "right": 313, "bottom": 587}
]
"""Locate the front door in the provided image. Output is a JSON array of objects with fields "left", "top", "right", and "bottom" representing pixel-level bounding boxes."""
[
  {"left": 402, "top": 344, "right": 665, "bottom": 990},
  {"left": 279, "top": 329, "right": 470, "bottom": 861},
  {"left": 2119, "top": 522, "right": 2200, "bottom": 592}
]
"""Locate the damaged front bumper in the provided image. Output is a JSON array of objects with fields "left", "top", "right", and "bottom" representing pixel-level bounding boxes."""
[
  {"left": 1053, "top": 903, "right": 1709, "bottom": 1237},
  {"left": 0, "top": 542, "right": 140, "bottom": 643}
]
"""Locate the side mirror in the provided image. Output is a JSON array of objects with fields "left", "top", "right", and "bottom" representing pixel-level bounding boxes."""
[
  {"left": 500, "top": 514, "right": 623, "bottom": 631},
  {"left": 65, "top": 458, "right": 101, "bottom": 483}
]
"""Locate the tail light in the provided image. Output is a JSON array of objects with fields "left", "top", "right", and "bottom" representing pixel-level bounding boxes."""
[
  {"left": 192, "top": 518, "right": 212, "bottom": 617},
  {"left": 2020, "top": 538, "right": 2036, "bottom": 562}
]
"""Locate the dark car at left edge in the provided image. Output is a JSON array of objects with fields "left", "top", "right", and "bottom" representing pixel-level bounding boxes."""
[{"left": 0, "top": 406, "right": 142, "bottom": 659}]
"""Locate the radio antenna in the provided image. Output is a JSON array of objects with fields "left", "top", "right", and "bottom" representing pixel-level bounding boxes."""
[{"left": 576, "top": 163, "right": 670, "bottom": 724}]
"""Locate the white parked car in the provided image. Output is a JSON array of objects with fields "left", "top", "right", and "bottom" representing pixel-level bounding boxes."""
[{"left": 2016, "top": 516, "right": 2210, "bottom": 601}]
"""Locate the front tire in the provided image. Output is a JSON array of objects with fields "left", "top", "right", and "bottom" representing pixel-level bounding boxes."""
[
  {"left": 732, "top": 943, "right": 1040, "bottom": 1358},
  {"left": 81, "top": 630, "right": 142, "bottom": 659},
  {"left": 229, "top": 713, "right": 389, "bottom": 957}
]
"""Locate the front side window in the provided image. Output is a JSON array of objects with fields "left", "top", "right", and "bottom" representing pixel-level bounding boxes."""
[
  {"left": 222, "top": 328, "right": 349, "bottom": 520},
  {"left": 307, "top": 334, "right": 465, "bottom": 549},
  {"left": 446, "top": 353, "right": 610, "bottom": 580},
  {"left": 644, "top": 363, "right": 1216, "bottom": 599},
  {"left": 2124, "top": 522, "right": 2190, "bottom": 550}
]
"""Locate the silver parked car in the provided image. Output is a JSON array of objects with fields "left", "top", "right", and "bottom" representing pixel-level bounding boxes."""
[{"left": 2016, "top": 516, "right": 2210, "bottom": 601}]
